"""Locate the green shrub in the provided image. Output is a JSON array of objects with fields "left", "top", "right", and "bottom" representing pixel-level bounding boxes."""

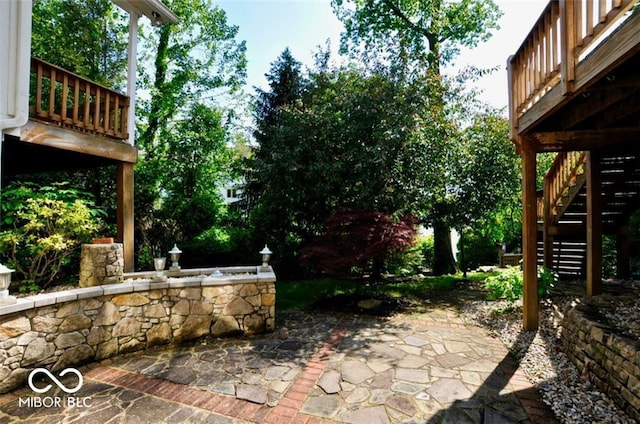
[
  {"left": 0, "top": 184, "right": 104, "bottom": 291},
  {"left": 537, "top": 266, "right": 557, "bottom": 297},
  {"left": 483, "top": 266, "right": 556, "bottom": 302},
  {"left": 386, "top": 234, "right": 433, "bottom": 276},
  {"left": 457, "top": 229, "right": 499, "bottom": 272},
  {"left": 484, "top": 266, "right": 523, "bottom": 302}
]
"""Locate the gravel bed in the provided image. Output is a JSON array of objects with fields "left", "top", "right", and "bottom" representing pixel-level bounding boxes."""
[{"left": 460, "top": 293, "right": 635, "bottom": 424}]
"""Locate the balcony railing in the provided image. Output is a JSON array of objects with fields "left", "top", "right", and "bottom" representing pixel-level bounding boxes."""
[
  {"left": 30, "top": 57, "right": 129, "bottom": 140},
  {"left": 508, "top": 0, "right": 637, "bottom": 137}
]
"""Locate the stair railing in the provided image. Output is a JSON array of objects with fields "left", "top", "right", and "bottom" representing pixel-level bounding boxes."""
[{"left": 538, "top": 151, "right": 587, "bottom": 220}]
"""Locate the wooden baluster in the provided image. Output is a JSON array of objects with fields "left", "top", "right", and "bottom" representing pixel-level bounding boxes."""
[
  {"left": 73, "top": 77, "right": 80, "bottom": 126},
  {"left": 48, "top": 68, "right": 56, "bottom": 118},
  {"left": 84, "top": 82, "right": 91, "bottom": 129},
  {"left": 576, "top": 0, "right": 584, "bottom": 47},
  {"left": 544, "top": 13, "right": 552, "bottom": 81},
  {"left": 552, "top": 2, "right": 560, "bottom": 72},
  {"left": 94, "top": 87, "right": 101, "bottom": 132},
  {"left": 599, "top": 0, "right": 607, "bottom": 23},
  {"left": 531, "top": 28, "right": 540, "bottom": 92},
  {"left": 586, "top": 0, "right": 594, "bottom": 37},
  {"left": 61, "top": 74, "right": 68, "bottom": 122},
  {"left": 114, "top": 96, "right": 120, "bottom": 137},
  {"left": 35, "top": 63, "right": 43, "bottom": 116},
  {"left": 561, "top": 0, "right": 576, "bottom": 95},
  {"left": 104, "top": 92, "right": 111, "bottom": 135}
]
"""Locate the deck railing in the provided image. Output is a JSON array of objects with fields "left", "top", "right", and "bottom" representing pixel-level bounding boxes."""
[
  {"left": 30, "top": 57, "right": 129, "bottom": 140},
  {"left": 538, "top": 151, "right": 587, "bottom": 219},
  {"left": 508, "top": 0, "right": 637, "bottom": 136}
]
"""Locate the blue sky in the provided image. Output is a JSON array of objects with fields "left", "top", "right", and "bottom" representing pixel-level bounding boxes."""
[{"left": 216, "top": 0, "right": 547, "bottom": 109}]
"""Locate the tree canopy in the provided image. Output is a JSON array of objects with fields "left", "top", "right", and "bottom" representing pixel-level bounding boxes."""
[
  {"left": 331, "top": 0, "right": 504, "bottom": 275},
  {"left": 332, "top": 0, "right": 502, "bottom": 71}
]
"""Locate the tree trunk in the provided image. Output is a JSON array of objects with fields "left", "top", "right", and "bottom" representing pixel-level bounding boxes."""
[{"left": 432, "top": 219, "right": 457, "bottom": 275}]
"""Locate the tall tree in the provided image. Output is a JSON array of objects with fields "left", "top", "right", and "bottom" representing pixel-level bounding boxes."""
[
  {"left": 134, "top": 0, "right": 246, "bottom": 265},
  {"left": 332, "top": 0, "right": 502, "bottom": 274},
  {"left": 245, "top": 49, "right": 307, "bottom": 265},
  {"left": 248, "top": 59, "right": 436, "bottom": 274}
]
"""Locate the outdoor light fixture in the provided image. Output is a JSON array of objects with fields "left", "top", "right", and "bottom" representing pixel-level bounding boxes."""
[
  {"left": 151, "top": 11, "right": 162, "bottom": 26},
  {"left": 259, "top": 245, "right": 272, "bottom": 271},
  {"left": 0, "top": 264, "right": 16, "bottom": 306},
  {"left": 168, "top": 244, "right": 182, "bottom": 271},
  {"left": 153, "top": 257, "right": 167, "bottom": 281}
]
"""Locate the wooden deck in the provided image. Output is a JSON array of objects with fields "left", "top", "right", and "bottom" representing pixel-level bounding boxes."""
[
  {"left": 2, "top": 57, "right": 137, "bottom": 273},
  {"left": 509, "top": 0, "right": 640, "bottom": 151},
  {"left": 508, "top": 0, "right": 640, "bottom": 330}
]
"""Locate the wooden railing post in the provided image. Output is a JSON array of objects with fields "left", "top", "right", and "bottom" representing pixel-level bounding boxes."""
[
  {"left": 560, "top": 0, "right": 576, "bottom": 95},
  {"left": 507, "top": 55, "right": 517, "bottom": 143}
]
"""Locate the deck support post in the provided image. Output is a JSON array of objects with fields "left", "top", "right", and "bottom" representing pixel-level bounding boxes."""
[
  {"left": 117, "top": 162, "right": 135, "bottom": 272},
  {"left": 586, "top": 151, "right": 602, "bottom": 296},
  {"left": 522, "top": 146, "right": 539, "bottom": 331}
]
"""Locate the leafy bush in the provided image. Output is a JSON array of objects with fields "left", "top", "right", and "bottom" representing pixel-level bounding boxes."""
[
  {"left": 483, "top": 266, "right": 556, "bottom": 302},
  {"left": 386, "top": 234, "right": 433, "bottom": 276},
  {"left": 0, "top": 183, "right": 104, "bottom": 291},
  {"left": 537, "top": 266, "right": 557, "bottom": 297},
  {"left": 300, "top": 210, "right": 417, "bottom": 280},
  {"left": 484, "top": 266, "right": 523, "bottom": 302},
  {"left": 457, "top": 229, "right": 499, "bottom": 271}
]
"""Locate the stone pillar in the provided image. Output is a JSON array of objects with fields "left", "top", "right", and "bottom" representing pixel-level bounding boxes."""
[{"left": 79, "top": 243, "right": 124, "bottom": 287}]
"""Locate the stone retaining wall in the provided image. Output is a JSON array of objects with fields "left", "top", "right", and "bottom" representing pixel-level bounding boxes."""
[
  {"left": 0, "top": 268, "right": 276, "bottom": 394},
  {"left": 561, "top": 303, "right": 640, "bottom": 421}
]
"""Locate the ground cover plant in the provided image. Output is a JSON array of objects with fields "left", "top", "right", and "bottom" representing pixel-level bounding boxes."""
[{"left": 276, "top": 272, "right": 495, "bottom": 313}]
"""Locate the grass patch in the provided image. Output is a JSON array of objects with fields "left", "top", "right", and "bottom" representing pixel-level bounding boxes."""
[{"left": 276, "top": 272, "right": 496, "bottom": 311}]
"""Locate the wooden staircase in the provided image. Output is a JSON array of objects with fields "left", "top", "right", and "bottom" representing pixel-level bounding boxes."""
[{"left": 537, "top": 150, "right": 640, "bottom": 278}]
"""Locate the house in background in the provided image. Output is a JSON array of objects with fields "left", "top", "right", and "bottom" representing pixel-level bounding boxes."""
[
  {"left": 220, "top": 179, "right": 245, "bottom": 205},
  {"left": 0, "top": 0, "right": 177, "bottom": 272}
]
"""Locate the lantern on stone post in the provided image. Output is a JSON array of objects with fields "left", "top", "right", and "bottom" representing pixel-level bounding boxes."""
[
  {"left": 259, "top": 245, "right": 272, "bottom": 272},
  {"left": 168, "top": 244, "right": 182, "bottom": 272}
]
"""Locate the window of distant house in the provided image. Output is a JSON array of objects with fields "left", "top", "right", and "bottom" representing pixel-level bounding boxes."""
[{"left": 227, "top": 188, "right": 238, "bottom": 198}]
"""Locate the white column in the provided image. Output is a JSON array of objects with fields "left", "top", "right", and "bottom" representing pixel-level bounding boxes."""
[{"left": 126, "top": 12, "right": 139, "bottom": 146}]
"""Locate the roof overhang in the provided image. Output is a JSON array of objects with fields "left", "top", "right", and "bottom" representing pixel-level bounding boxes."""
[{"left": 113, "top": 0, "right": 178, "bottom": 25}]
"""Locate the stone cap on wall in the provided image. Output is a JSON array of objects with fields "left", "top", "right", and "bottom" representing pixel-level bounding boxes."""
[{"left": 0, "top": 266, "right": 276, "bottom": 317}]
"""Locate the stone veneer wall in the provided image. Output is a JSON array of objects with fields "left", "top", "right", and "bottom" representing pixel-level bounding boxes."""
[
  {"left": 79, "top": 243, "right": 124, "bottom": 287},
  {"left": 561, "top": 303, "right": 640, "bottom": 421},
  {"left": 0, "top": 268, "right": 276, "bottom": 394}
]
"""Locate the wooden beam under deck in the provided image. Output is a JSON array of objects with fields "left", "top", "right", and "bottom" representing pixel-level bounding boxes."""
[
  {"left": 21, "top": 120, "right": 137, "bottom": 164},
  {"left": 527, "top": 128, "right": 640, "bottom": 152}
]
